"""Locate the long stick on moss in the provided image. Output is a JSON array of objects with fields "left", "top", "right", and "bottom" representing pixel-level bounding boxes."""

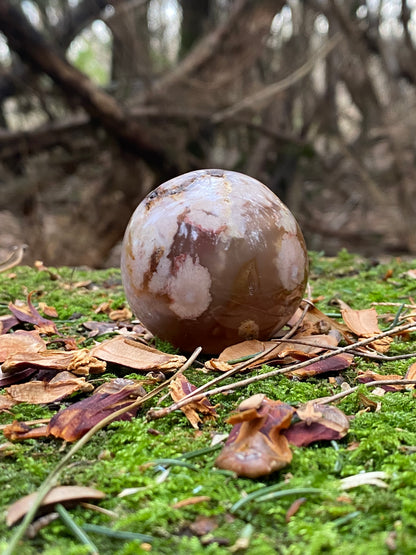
[
  {"left": 147, "top": 321, "right": 416, "bottom": 421},
  {"left": 4, "top": 347, "right": 201, "bottom": 555}
]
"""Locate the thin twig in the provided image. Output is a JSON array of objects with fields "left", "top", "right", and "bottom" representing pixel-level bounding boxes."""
[
  {"left": 212, "top": 34, "right": 342, "bottom": 123},
  {"left": 272, "top": 336, "right": 416, "bottom": 361},
  {"left": 316, "top": 379, "right": 416, "bottom": 405},
  {"left": 4, "top": 348, "right": 201, "bottom": 555},
  {"left": 147, "top": 322, "right": 416, "bottom": 421}
]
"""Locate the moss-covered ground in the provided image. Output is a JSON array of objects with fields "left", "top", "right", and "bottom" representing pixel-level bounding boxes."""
[{"left": 1, "top": 251, "right": 416, "bottom": 554}]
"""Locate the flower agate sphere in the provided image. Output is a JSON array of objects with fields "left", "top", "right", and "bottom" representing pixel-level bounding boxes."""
[{"left": 121, "top": 169, "right": 308, "bottom": 353}]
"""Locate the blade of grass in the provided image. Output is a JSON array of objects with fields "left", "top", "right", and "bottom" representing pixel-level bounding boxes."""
[
  {"left": 55, "top": 504, "right": 98, "bottom": 555},
  {"left": 82, "top": 524, "right": 154, "bottom": 542},
  {"left": 4, "top": 347, "right": 201, "bottom": 555}
]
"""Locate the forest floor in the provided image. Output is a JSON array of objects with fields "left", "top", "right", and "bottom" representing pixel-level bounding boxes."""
[{"left": 1, "top": 250, "right": 416, "bottom": 555}]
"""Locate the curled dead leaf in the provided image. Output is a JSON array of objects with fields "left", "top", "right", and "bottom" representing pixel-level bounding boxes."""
[
  {"left": 284, "top": 402, "right": 349, "bottom": 447},
  {"left": 8, "top": 292, "right": 58, "bottom": 335},
  {"left": 169, "top": 373, "right": 217, "bottom": 429},
  {"left": 1, "top": 348, "right": 106, "bottom": 376},
  {"left": 215, "top": 396, "right": 295, "bottom": 478},
  {"left": 357, "top": 369, "right": 410, "bottom": 391}
]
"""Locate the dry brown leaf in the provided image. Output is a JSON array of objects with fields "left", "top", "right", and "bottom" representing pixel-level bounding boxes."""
[
  {"left": 0, "top": 395, "right": 16, "bottom": 411},
  {"left": 1, "top": 348, "right": 106, "bottom": 376},
  {"left": 0, "top": 330, "right": 47, "bottom": 363},
  {"left": 90, "top": 336, "right": 186, "bottom": 371},
  {"left": 341, "top": 306, "right": 392, "bottom": 353},
  {"left": 108, "top": 307, "right": 132, "bottom": 321},
  {"left": 215, "top": 396, "right": 295, "bottom": 478},
  {"left": 299, "top": 306, "right": 352, "bottom": 340},
  {"left": 7, "top": 486, "right": 105, "bottom": 527},
  {"left": 5, "top": 371, "right": 94, "bottom": 404},
  {"left": 169, "top": 373, "right": 217, "bottom": 429},
  {"left": 37, "top": 302, "right": 58, "bottom": 318},
  {"left": 205, "top": 334, "right": 339, "bottom": 372}
]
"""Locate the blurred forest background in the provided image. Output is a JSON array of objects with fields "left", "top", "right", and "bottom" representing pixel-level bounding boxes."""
[{"left": 1, "top": 0, "right": 416, "bottom": 267}]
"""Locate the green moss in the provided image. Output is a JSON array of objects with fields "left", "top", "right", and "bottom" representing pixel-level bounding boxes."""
[{"left": 1, "top": 254, "right": 416, "bottom": 553}]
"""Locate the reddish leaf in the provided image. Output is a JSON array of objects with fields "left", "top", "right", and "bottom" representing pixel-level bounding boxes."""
[
  {"left": 3, "top": 421, "right": 49, "bottom": 441},
  {"left": 357, "top": 369, "right": 406, "bottom": 391},
  {"left": 0, "top": 367, "right": 37, "bottom": 388},
  {"left": 47, "top": 380, "right": 145, "bottom": 441},
  {"left": 215, "top": 396, "right": 295, "bottom": 478},
  {"left": 284, "top": 402, "right": 349, "bottom": 447},
  {"left": 8, "top": 293, "right": 58, "bottom": 335},
  {"left": 169, "top": 373, "right": 217, "bottom": 429},
  {"left": 285, "top": 497, "right": 307, "bottom": 522},
  {"left": 288, "top": 353, "right": 354, "bottom": 379},
  {"left": 0, "top": 314, "right": 19, "bottom": 335}
]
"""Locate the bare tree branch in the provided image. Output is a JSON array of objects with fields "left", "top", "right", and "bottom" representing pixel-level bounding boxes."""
[{"left": 0, "top": 0, "right": 175, "bottom": 171}]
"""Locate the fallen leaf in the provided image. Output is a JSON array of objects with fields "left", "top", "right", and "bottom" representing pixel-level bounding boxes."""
[
  {"left": 206, "top": 334, "right": 339, "bottom": 372},
  {"left": 2, "top": 421, "right": 49, "bottom": 441},
  {"left": 405, "top": 362, "right": 416, "bottom": 380},
  {"left": 7, "top": 486, "right": 105, "bottom": 526},
  {"left": 5, "top": 371, "right": 94, "bottom": 404},
  {"left": 8, "top": 293, "right": 58, "bottom": 335},
  {"left": 357, "top": 369, "right": 409, "bottom": 391},
  {"left": 47, "top": 379, "right": 145, "bottom": 441},
  {"left": 283, "top": 402, "right": 349, "bottom": 447},
  {"left": 341, "top": 306, "right": 392, "bottom": 353},
  {"left": 91, "top": 336, "right": 186, "bottom": 371},
  {"left": 215, "top": 396, "right": 295, "bottom": 478},
  {"left": 0, "top": 395, "right": 16, "bottom": 412},
  {"left": 0, "top": 314, "right": 20, "bottom": 334},
  {"left": 0, "top": 367, "right": 37, "bottom": 388},
  {"left": 1, "top": 348, "right": 106, "bottom": 376},
  {"left": 109, "top": 307, "right": 132, "bottom": 321},
  {"left": 288, "top": 353, "right": 354, "bottom": 378},
  {"left": 37, "top": 302, "right": 58, "bottom": 318},
  {"left": 0, "top": 330, "right": 47, "bottom": 363},
  {"left": 169, "top": 373, "right": 217, "bottom": 429}
]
